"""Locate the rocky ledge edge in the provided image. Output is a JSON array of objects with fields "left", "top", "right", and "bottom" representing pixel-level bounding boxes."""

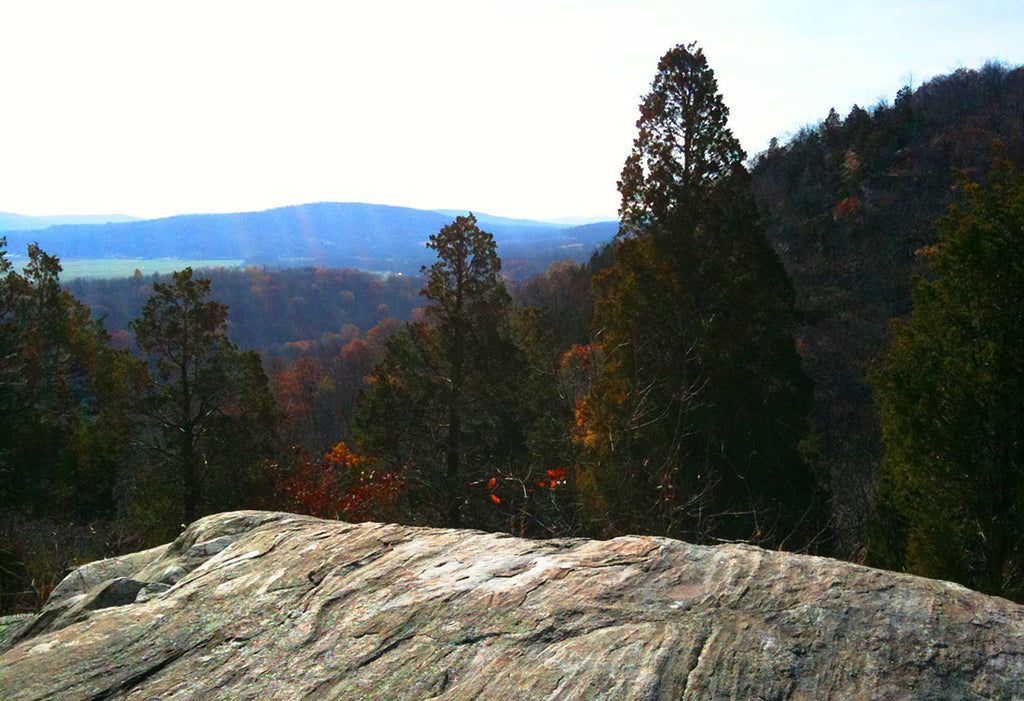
[{"left": 1, "top": 510, "right": 1022, "bottom": 700}]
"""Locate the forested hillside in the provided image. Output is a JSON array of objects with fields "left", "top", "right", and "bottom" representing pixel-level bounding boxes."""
[
  {"left": 65, "top": 266, "right": 424, "bottom": 353},
  {"left": 752, "top": 62, "right": 1024, "bottom": 557}
]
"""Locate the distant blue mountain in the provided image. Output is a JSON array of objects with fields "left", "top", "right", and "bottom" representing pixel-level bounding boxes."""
[
  {"left": 1, "top": 202, "right": 616, "bottom": 278},
  {"left": 0, "top": 212, "right": 139, "bottom": 231}
]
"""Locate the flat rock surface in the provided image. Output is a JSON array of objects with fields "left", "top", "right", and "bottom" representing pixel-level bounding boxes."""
[{"left": 1, "top": 510, "right": 1023, "bottom": 699}]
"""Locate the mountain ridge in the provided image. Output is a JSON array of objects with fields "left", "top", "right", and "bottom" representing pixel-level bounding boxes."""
[
  {"left": 0, "top": 212, "right": 139, "bottom": 231},
  {"left": 0, "top": 202, "right": 617, "bottom": 278}
]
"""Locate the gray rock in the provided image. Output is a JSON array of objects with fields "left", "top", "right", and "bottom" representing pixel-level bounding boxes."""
[
  {"left": 45, "top": 543, "right": 170, "bottom": 608},
  {"left": 0, "top": 613, "right": 33, "bottom": 649},
  {"left": 1, "top": 510, "right": 1023, "bottom": 699}
]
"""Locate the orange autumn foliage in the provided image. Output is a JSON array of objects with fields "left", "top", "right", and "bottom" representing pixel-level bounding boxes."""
[
  {"left": 325, "top": 441, "right": 361, "bottom": 469},
  {"left": 571, "top": 399, "right": 600, "bottom": 447},
  {"left": 275, "top": 442, "right": 403, "bottom": 522},
  {"left": 276, "top": 445, "right": 345, "bottom": 518},
  {"left": 538, "top": 466, "right": 569, "bottom": 489},
  {"left": 834, "top": 196, "right": 861, "bottom": 219}
]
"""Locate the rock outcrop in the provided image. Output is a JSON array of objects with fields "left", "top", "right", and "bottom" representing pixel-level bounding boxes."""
[{"left": 2, "top": 510, "right": 1023, "bottom": 699}]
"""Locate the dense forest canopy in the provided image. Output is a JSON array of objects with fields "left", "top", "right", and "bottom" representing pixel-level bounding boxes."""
[
  {"left": 65, "top": 266, "right": 425, "bottom": 355},
  {"left": 3, "top": 57, "right": 1024, "bottom": 612}
]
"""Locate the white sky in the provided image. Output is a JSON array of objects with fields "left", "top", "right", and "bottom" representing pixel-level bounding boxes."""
[{"left": 2, "top": 0, "right": 1023, "bottom": 221}]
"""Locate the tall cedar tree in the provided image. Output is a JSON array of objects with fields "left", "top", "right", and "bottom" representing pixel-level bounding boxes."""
[
  {"left": 0, "top": 241, "right": 145, "bottom": 613},
  {"left": 870, "top": 157, "right": 1024, "bottom": 599},
  {"left": 131, "top": 268, "right": 277, "bottom": 527},
  {"left": 583, "top": 44, "right": 820, "bottom": 547},
  {"left": 0, "top": 240, "right": 139, "bottom": 520},
  {"left": 355, "top": 215, "right": 527, "bottom": 529}
]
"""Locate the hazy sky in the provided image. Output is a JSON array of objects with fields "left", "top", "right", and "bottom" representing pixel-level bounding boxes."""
[{"left": 2, "top": 0, "right": 1023, "bottom": 221}]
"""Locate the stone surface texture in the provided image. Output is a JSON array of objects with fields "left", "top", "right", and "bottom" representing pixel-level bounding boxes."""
[{"left": 1, "top": 510, "right": 1023, "bottom": 699}]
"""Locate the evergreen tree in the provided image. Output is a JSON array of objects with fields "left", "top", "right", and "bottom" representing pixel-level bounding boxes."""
[
  {"left": 354, "top": 216, "right": 531, "bottom": 529},
  {"left": 0, "top": 240, "right": 143, "bottom": 612},
  {"left": 131, "top": 268, "right": 278, "bottom": 527},
  {"left": 0, "top": 240, "right": 138, "bottom": 520},
  {"left": 870, "top": 157, "right": 1024, "bottom": 599},
  {"left": 581, "top": 44, "right": 820, "bottom": 547}
]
